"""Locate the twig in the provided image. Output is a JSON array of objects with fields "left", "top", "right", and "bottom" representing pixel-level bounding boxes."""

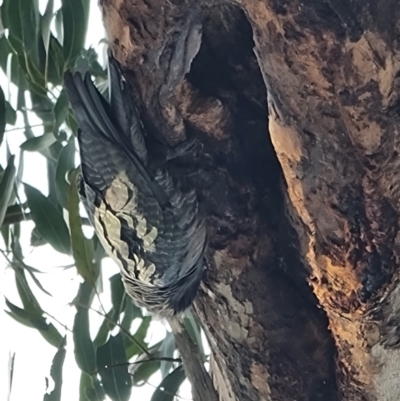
[
  {"left": 44, "top": 311, "right": 72, "bottom": 333},
  {"left": 5, "top": 123, "right": 51, "bottom": 133},
  {"left": 95, "top": 357, "right": 182, "bottom": 374},
  {"left": 74, "top": 302, "right": 152, "bottom": 357}
]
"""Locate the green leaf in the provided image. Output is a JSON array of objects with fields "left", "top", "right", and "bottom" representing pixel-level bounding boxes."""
[
  {"left": 52, "top": 90, "right": 69, "bottom": 135},
  {"left": 4, "top": 0, "right": 45, "bottom": 84},
  {"left": 2, "top": 203, "right": 26, "bottom": 226},
  {"left": 159, "top": 332, "right": 175, "bottom": 379},
  {"left": 125, "top": 317, "right": 151, "bottom": 360},
  {"left": 110, "top": 274, "right": 124, "bottom": 315},
  {"left": 74, "top": 281, "right": 95, "bottom": 309},
  {"left": 14, "top": 266, "right": 42, "bottom": 314},
  {"left": 54, "top": 9, "right": 63, "bottom": 44},
  {"left": 5, "top": 298, "right": 36, "bottom": 328},
  {"left": 80, "top": 373, "right": 105, "bottom": 401},
  {"left": 24, "top": 183, "right": 71, "bottom": 254},
  {"left": 20, "top": 131, "right": 57, "bottom": 151},
  {"left": 17, "top": 72, "right": 28, "bottom": 113},
  {"left": 47, "top": 156, "right": 59, "bottom": 206},
  {"left": 10, "top": 223, "right": 22, "bottom": 256},
  {"left": 0, "top": 37, "right": 17, "bottom": 83},
  {"left": 120, "top": 299, "right": 141, "bottom": 331},
  {"left": 8, "top": 352, "right": 15, "bottom": 401},
  {"left": 29, "top": 317, "right": 63, "bottom": 347},
  {"left": 44, "top": 337, "right": 67, "bottom": 401},
  {"left": 0, "top": 85, "right": 5, "bottom": 145},
  {"left": 41, "top": 0, "right": 54, "bottom": 54},
  {"left": 93, "top": 309, "right": 115, "bottom": 349},
  {"left": 96, "top": 334, "right": 132, "bottom": 401},
  {"left": 150, "top": 366, "right": 185, "bottom": 401},
  {"left": 47, "top": 34, "right": 65, "bottom": 84},
  {"left": 132, "top": 360, "right": 160, "bottom": 386},
  {"left": 0, "top": 7, "right": 5, "bottom": 37},
  {"left": 30, "top": 91, "right": 54, "bottom": 123},
  {"left": 73, "top": 306, "right": 96, "bottom": 374},
  {"left": 0, "top": 155, "right": 16, "bottom": 227},
  {"left": 12, "top": 266, "right": 57, "bottom": 345},
  {"left": 26, "top": 267, "right": 52, "bottom": 296},
  {"left": 62, "top": 0, "right": 89, "bottom": 66},
  {"left": 1, "top": 225, "right": 10, "bottom": 250},
  {"left": 183, "top": 310, "right": 205, "bottom": 356},
  {"left": 30, "top": 225, "right": 47, "bottom": 247},
  {"left": 55, "top": 139, "right": 76, "bottom": 206},
  {"left": 68, "top": 168, "right": 97, "bottom": 281},
  {"left": 5, "top": 100, "right": 17, "bottom": 125},
  {"left": 5, "top": 294, "right": 62, "bottom": 347},
  {"left": 93, "top": 275, "right": 125, "bottom": 348}
]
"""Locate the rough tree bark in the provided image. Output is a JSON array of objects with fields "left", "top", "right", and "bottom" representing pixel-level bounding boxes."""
[{"left": 100, "top": 0, "right": 400, "bottom": 400}]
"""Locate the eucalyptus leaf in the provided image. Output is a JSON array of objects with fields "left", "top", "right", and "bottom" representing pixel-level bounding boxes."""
[
  {"left": 14, "top": 266, "right": 43, "bottom": 314},
  {"left": 29, "top": 90, "right": 54, "bottom": 122},
  {"left": 1, "top": 225, "right": 10, "bottom": 250},
  {"left": 183, "top": 309, "right": 205, "bottom": 356},
  {"left": 5, "top": 294, "right": 62, "bottom": 346},
  {"left": 0, "top": 37, "right": 18, "bottom": 84},
  {"left": 30, "top": 225, "right": 47, "bottom": 247},
  {"left": 20, "top": 131, "right": 57, "bottom": 151},
  {"left": 47, "top": 34, "right": 65, "bottom": 84},
  {"left": 93, "top": 275, "right": 126, "bottom": 348},
  {"left": 110, "top": 274, "right": 124, "bottom": 315},
  {"left": 73, "top": 306, "right": 96, "bottom": 374},
  {"left": 44, "top": 337, "right": 67, "bottom": 401},
  {"left": 132, "top": 360, "right": 160, "bottom": 386},
  {"left": 62, "top": 0, "right": 89, "bottom": 66},
  {"left": 68, "top": 168, "right": 97, "bottom": 281},
  {"left": 24, "top": 183, "right": 71, "bottom": 254},
  {"left": 55, "top": 137, "right": 75, "bottom": 208},
  {"left": 7, "top": 352, "right": 15, "bottom": 401},
  {"left": 4, "top": 0, "right": 44, "bottom": 82},
  {"left": 80, "top": 373, "right": 105, "bottom": 401},
  {"left": 96, "top": 334, "right": 132, "bottom": 401},
  {"left": 93, "top": 308, "right": 116, "bottom": 349},
  {"left": 0, "top": 155, "right": 16, "bottom": 227},
  {"left": 125, "top": 317, "right": 151, "bottom": 360},
  {"left": 25, "top": 268, "right": 52, "bottom": 297},
  {"left": 41, "top": 0, "right": 54, "bottom": 54},
  {"left": 0, "top": 85, "right": 5, "bottom": 145},
  {"left": 5, "top": 100, "right": 17, "bottom": 126},
  {"left": 159, "top": 332, "right": 175, "bottom": 379},
  {"left": 9, "top": 270, "right": 63, "bottom": 347},
  {"left": 150, "top": 366, "right": 185, "bottom": 401},
  {"left": 74, "top": 281, "right": 95, "bottom": 309},
  {"left": 53, "top": 90, "right": 69, "bottom": 134},
  {"left": 5, "top": 298, "right": 36, "bottom": 328}
]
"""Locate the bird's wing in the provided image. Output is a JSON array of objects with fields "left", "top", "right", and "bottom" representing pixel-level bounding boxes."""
[
  {"left": 64, "top": 71, "right": 168, "bottom": 205},
  {"left": 64, "top": 63, "right": 206, "bottom": 315}
]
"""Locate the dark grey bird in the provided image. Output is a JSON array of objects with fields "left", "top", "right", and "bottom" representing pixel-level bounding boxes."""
[{"left": 64, "top": 57, "right": 206, "bottom": 316}]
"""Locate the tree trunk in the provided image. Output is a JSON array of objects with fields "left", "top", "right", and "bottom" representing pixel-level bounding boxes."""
[{"left": 100, "top": 0, "right": 400, "bottom": 400}]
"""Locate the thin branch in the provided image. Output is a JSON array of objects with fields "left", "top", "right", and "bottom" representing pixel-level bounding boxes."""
[
  {"left": 5, "top": 123, "right": 51, "bottom": 133},
  {"left": 94, "top": 357, "right": 182, "bottom": 374},
  {"left": 3, "top": 212, "right": 31, "bottom": 226},
  {"left": 74, "top": 301, "right": 152, "bottom": 357},
  {"left": 44, "top": 311, "right": 72, "bottom": 333}
]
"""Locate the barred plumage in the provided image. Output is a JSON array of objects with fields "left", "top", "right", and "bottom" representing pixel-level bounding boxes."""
[{"left": 64, "top": 57, "right": 206, "bottom": 316}]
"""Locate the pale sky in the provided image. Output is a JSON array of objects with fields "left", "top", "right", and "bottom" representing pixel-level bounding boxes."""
[{"left": 0, "top": 1, "right": 193, "bottom": 400}]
